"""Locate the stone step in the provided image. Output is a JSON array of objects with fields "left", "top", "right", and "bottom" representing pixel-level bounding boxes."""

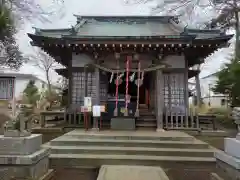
[
  {"left": 50, "top": 138, "right": 209, "bottom": 149},
  {"left": 63, "top": 131, "right": 194, "bottom": 141},
  {"left": 136, "top": 127, "right": 157, "bottom": 131},
  {"left": 136, "top": 123, "right": 157, "bottom": 127},
  {"left": 48, "top": 145, "right": 214, "bottom": 157},
  {"left": 49, "top": 153, "right": 216, "bottom": 168}
]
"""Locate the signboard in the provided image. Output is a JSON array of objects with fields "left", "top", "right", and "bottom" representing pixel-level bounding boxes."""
[
  {"left": 81, "top": 106, "right": 91, "bottom": 112},
  {"left": 93, "top": 105, "right": 101, "bottom": 117},
  {"left": 84, "top": 97, "right": 92, "bottom": 108},
  {"left": 100, "top": 105, "right": 106, "bottom": 112}
]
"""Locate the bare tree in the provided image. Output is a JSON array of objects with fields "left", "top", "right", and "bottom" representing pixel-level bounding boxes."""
[
  {"left": 8, "top": 0, "right": 65, "bottom": 23},
  {"left": 27, "top": 48, "right": 59, "bottom": 94},
  {"left": 2, "top": 0, "right": 66, "bottom": 23},
  {"left": 125, "top": 0, "right": 240, "bottom": 57}
]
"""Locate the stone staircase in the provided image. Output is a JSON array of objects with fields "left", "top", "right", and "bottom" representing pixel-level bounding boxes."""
[
  {"left": 136, "top": 104, "right": 157, "bottom": 130},
  {"left": 44, "top": 130, "right": 216, "bottom": 170}
]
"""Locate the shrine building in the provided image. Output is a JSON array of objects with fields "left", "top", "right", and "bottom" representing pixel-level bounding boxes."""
[{"left": 28, "top": 15, "right": 232, "bottom": 130}]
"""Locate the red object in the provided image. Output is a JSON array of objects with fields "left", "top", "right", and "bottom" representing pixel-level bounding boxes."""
[
  {"left": 125, "top": 56, "right": 131, "bottom": 110},
  {"left": 115, "top": 60, "right": 119, "bottom": 112}
]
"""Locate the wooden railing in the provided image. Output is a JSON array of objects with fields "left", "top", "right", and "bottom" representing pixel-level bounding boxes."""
[{"left": 163, "top": 107, "right": 200, "bottom": 130}]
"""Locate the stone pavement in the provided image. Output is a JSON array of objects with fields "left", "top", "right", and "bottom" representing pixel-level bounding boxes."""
[{"left": 97, "top": 165, "right": 169, "bottom": 180}]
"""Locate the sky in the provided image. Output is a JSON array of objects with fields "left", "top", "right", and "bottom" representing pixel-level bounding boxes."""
[{"left": 13, "top": 0, "right": 234, "bottom": 83}]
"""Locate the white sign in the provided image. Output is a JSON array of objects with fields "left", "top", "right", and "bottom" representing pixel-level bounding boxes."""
[
  {"left": 81, "top": 106, "right": 91, "bottom": 112},
  {"left": 84, "top": 97, "right": 92, "bottom": 107},
  {"left": 93, "top": 105, "right": 101, "bottom": 117}
]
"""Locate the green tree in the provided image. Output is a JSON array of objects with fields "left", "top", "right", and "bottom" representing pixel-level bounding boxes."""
[
  {"left": 212, "top": 58, "right": 240, "bottom": 106},
  {"left": 0, "top": 2, "right": 23, "bottom": 69},
  {"left": 23, "top": 80, "right": 40, "bottom": 105}
]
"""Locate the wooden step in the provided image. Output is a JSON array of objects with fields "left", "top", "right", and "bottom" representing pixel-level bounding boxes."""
[
  {"left": 136, "top": 123, "right": 157, "bottom": 127},
  {"left": 137, "top": 118, "right": 156, "bottom": 122}
]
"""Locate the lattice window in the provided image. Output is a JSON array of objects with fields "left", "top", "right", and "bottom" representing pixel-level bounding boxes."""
[
  {"left": 0, "top": 78, "right": 14, "bottom": 100},
  {"left": 72, "top": 72, "right": 85, "bottom": 105},
  {"left": 72, "top": 72, "right": 97, "bottom": 105},
  {"left": 87, "top": 72, "right": 95, "bottom": 97},
  {"left": 163, "top": 73, "right": 185, "bottom": 114},
  {"left": 100, "top": 73, "right": 108, "bottom": 101}
]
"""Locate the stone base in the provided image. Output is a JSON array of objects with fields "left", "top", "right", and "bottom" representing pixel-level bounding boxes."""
[
  {"left": 111, "top": 117, "right": 135, "bottom": 130},
  {"left": 134, "top": 109, "right": 139, "bottom": 117},
  {"left": 0, "top": 134, "right": 42, "bottom": 155},
  {"left": 215, "top": 150, "right": 240, "bottom": 180},
  {"left": 113, "top": 108, "right": 118, "bottom": 116},
  {"left": 4, "top": 130, "right": 31, "bottom": 137},
  {"left": 224, "top": 138, "right": 240, "bottom": 159},
  {"left": 97, "top": 165, "right": 169, "bottom": 180},
  {"left": 156, "top": 128, "right": 165, "bottom": 132},
  {"left": 236, "top": 133, "right": 240, "bottom": 140},
  {"left": 216, "top": 158, "right": 240, "bottom": 180},
  {"left": 91, "top": 128, "right": 99, "bottom": 131},
  {"left": 215, "top": 150, "right": 240, "bottom": 170},
  {"left": 0, "top": 151, "right": 50, "bottom": 180}
]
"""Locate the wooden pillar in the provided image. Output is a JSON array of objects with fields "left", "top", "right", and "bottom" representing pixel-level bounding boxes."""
[
  {"left": 156, "top": 69, "right": 164, "bottom": 130},
  {"left": 93, "top": 66, "right": 100, "bottom": 129},
  {"left": 67, "top": 50, "right": 73, "bottom": 110},
  {"left": 195, "top": 73, "right": 201, "bottom": 107},
  {"left": 184, "top": 59, "right": 189, "bottom": 125},
  {"left": 84, "top": 65, "right": 88, "bottom": 98}
]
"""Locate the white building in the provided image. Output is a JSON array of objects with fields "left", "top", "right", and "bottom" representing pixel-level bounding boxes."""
[
  {"left": 200, "top": 73, "right": 228, "bottom": 108},
  {"left": 0, "top": 72, "right": 47, "bottom": 102}
]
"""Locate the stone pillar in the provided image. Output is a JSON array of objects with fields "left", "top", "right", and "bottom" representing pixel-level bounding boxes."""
[
  {"left": 0, "top": 133, "right": 53, "bottom": 180},
  {"left": 156, "top": 69, "right": 164, "bottom": 130},
  {"left": 92, "top": 67, "right": 100, "bottom": 130},
  {"left": 195, "top": 73, "right": 202, "bottom": 107}
]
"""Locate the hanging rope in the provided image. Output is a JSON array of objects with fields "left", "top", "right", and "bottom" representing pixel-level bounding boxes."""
[
  {"left": 136, "top": 60, "right": 141, "bottom": 114},
  {"left": 110, "top": 72, "right": 113, "bottom": 83},
  {"left": 91, "top": 63, "right": 168, "bottom": 73},
  {"left": 125, "top": 56, "right": 130, "bottom": 114},
  {"left": 115, "top": 57, "right": 119, "bottom": 116}
]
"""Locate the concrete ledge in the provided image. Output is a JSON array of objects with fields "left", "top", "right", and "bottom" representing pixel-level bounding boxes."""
[
  {"left": 0, "top": 156, "right": 49, "bottom": 180},
  {"left": 224, "top": 138, "right": 240, "bottom": 159},
  {"left": 63, "top": 129, "right": 195, "bottom": 141},
  {"left": 97, "top": 165, "right": 169, "bottom": 180},
  {"left": 214, "top": 150, "right": 240, "bottom": 169},
  {"left": 0, "top": 148, "right": 50, "bottom": 165},
  {"left": 32, "top": 127, "right": 64, "bottom": 133},
  {"left": 216, "top": 159, "right": 240, "bottom": 180},
  {"left": 0, "top": 134, "right": 42, "bottom": 155}
]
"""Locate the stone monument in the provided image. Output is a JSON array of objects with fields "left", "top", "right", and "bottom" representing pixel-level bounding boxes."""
[
  {"left": 0, "top": 112, "right": 54, "bottom": 180},
  {"left": 214, "top": 107, "right": 240, "bottom": 180}
]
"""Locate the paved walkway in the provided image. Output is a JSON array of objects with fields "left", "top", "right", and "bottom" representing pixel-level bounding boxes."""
[{"left": 97, "top": 165, "right": 169, "bottom": 180}]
